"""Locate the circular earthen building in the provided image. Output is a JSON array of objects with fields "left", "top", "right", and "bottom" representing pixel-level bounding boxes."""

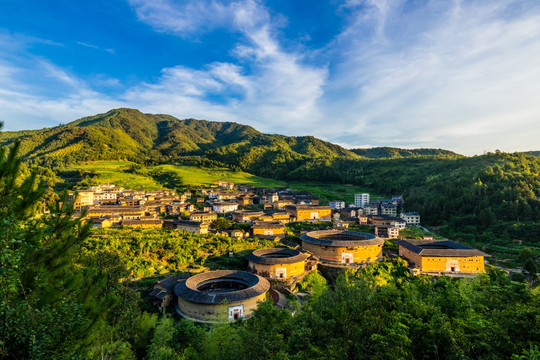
[
  {"left": 246, "top": 248, "right": 309, "bottom": 280},
  {"left": 300, "top": 230, "right": 384, "bottom": 265},
  {"left": 174, "top": 270, "right": 270, "bottom": 322}
]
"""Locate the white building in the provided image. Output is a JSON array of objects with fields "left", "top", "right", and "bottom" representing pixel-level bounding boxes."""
[
  {"left": 381, "top": 203, "right": 397, "bottom": 217},
  {"left": 94, "top": 192, "right": 117, "bottom": 204},
  {"left": 68, "top": 190, "right": 94, "bottom": 208},
  {"left": 266, "top": 193, "right": 279, "bottom": 203},
  {"left": 354, "top": 193, "right": 370, "bottom": 208},
  {"left": 401, "top": 212, "right": 421, "bottom": 225},
  {"left": 329, "top": 200, "right": 346, "bottom": 210},
  {"left": 363, "top": 204, "right": 379, "bottom": 215},
  {"left": 212, "top": 202, "right": 239, "bottom": 214}
]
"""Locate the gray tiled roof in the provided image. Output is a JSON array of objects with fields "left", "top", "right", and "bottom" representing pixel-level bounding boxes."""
[
  {"left": 174, "top": 270, "right": 270, "bottom": 304},
  {"left": 397, "top": 239, "right": 490, "bottom": 257},
  {"left": 246, "top": 248, "right": 308, "bottom": 265},
  {"left": 300, "top": 230, "right": 384, "bottom": 247}
]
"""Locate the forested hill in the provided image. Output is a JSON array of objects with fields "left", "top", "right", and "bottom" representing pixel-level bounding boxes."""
[
  {"left": 350, "top": 146, "right": 461, "bottom": 159},
  {"left": 0, "top": 108, "right": 360, "bottom": 169}
]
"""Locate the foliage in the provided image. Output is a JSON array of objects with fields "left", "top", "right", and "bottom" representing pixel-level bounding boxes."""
[
  {"left": 1, "top": 137, "right": 167, "bottom": 360},
  {"left": 295, "top": 271, "right": 328, "bottom": 296},
  {"left": 210, "top": 217, "right": 234, "bottom": 231},
  {"left": 399, "top": 226, "right": 444, "bottom": 240},
  {"left": 84, "top": 228, "right": 276, "bottom": 277}
]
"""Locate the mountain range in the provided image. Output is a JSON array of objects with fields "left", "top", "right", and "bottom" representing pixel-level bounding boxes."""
[{"left": 0, "top": 108, "right": 461, "bottom": 168}]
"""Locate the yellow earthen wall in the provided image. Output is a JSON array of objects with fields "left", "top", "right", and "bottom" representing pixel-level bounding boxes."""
[
  {"left": 177, "top": 293, "right": 266, "bottom": 322},
  {"left": 248, "top": 260, "right": 305, "bottom": 279},
  {"left": 296, "top": 208, "right": 332, "bottom": 221},
  {"left": 177, "top": 225, "right": 209, "bottom": 234},
  {"left": 420, "top": 256, "right": 485, "bottom": 273},
  {"left": 398, "top": 247, "right": 423, "bottom": 268},
  {"left": 302, "top": 241, "right": 382, "bottom": 263},
  {"left": 272, "top": 213, "right": 290, "bottom": 221},
  {"left": 253, "top": 227, "right": 285, "bottom": 236},
  {"left": 124, "top": 223, "right": 162, "bottom": 229}
]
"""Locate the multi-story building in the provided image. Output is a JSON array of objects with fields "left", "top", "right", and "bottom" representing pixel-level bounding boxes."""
[
  {"left": 215, "top": 181, "right": 235, "bottom": 190},
  {"left": 375, "top": 225, "right": 400, "bottom": 238},
  {"left": 354, "top": 193, "right": 370, "bottom": 208},
  {"left": 68, "top": 190, "right": 95, "bottom": 209},
  {"left": 212, "top": 202, "right": 239, "bottom": 214},
  {"left": 401, "top": 212, "right": 421, "bottom": 225},
  {"left": 189, "top": 212, "right": 218, "bottom": 223},
  {"left": 121, "top": 219, "right": 163, "bottom": 229},
  {"left": 381, "top": 203, "right": 397, "bottom": 217},
  {"left": 367, "top": 215, "right": 406, "bottom": 228},
  {"left": 363, "top": 204, "right": 379, "bottom": 215},
  {"left": 167, "top": 220, "right": 209, "bottom": 234},
  {"left": 329, "top": 201, "right": 346, "bottom": 210},
  {"left": 266, "top": 193, "right": 279, "bottom": 203},
  {"left": 251, "top": 221, "right": 286, "bottom": 239},
  {"left": 231, "top": 210, "right": 264, "bottom": 223}
]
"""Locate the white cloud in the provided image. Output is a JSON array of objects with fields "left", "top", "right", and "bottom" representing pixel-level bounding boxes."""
[
  {"left": 322, "top": 0, "right": 540, "bottom": 154},
  {"left": 124, "top": 0, "right": 328, "bottom": 133}
]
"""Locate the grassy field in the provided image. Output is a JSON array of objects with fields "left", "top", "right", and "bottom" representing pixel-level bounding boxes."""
[
  {"left": 64, "top": 161, "right": 385, "bottom": 203},
  {"left": 147, "top": 164, "right": 286, "bottom": 188},
  {"left": 66, "top": 161, "right": 164, "bottom": 190},
  {"left": 66, "top": 161, "right": 285, "bottom": 190}
]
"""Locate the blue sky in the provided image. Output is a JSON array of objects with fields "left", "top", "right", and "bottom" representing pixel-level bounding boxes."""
[{"left": 1, "top": 0, "right": 540, "bottom": 155}]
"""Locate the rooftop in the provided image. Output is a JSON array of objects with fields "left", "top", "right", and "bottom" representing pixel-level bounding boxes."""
[
  {"left": 174, "top": 270, "right": 270, "bottom": 304},
  {"left": 300, "top": 230, "right": 384, "bottom": 247},
  {"left": 397, "top": 239, "right": 490, "bottom": 257},
  {"left": 246, "top": 248, "right": 308, "bottom": 265}
]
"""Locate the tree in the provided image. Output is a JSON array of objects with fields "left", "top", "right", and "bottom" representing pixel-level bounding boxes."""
[
  {"left": 145, "top": 317, "right": 178, "bottom": 360},
  {"left": 210, "top": 217, "right": 233, "bottom": 231}
]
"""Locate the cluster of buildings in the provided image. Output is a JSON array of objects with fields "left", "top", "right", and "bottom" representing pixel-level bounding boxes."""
[
  {"left": 150, "top": 245, "right": 317, "bottom": 322},
  {"left": 329, "top": 193, "right": 421, "bottom": 240},
  {"left": 151, "top": 229, "right": 383, "bottom": 323},
  {"left": 73, "top": 183, "right": 490, "bottom": 322},
  {"left": 150, "top": 227, "right": 490, "bottom": 323},
  {"left": 71, "top": 182, "right": 334, "bottom": 240}
]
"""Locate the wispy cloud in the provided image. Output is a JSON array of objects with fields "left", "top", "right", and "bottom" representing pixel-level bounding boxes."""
[
  {"left": 76, "top": 41, "right": 114, "bottom": 53},
  {"left": 323, "top": 0, "right": 540, "bottom": 154},
  {"left": 0, "top": 35, "right": 121, "bottom": 129},
  {"left": 126, "top": 0, "right": 327, "bottom": 133}
]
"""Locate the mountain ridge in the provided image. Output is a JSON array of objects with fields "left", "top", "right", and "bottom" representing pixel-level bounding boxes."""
[{"left": 0, "top": 108, "right": 462, "bottom": 166}]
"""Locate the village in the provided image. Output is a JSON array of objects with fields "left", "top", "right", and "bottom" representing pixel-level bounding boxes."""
[{"left": 70, "top": 180, "right": 490, "bottom": 323}]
